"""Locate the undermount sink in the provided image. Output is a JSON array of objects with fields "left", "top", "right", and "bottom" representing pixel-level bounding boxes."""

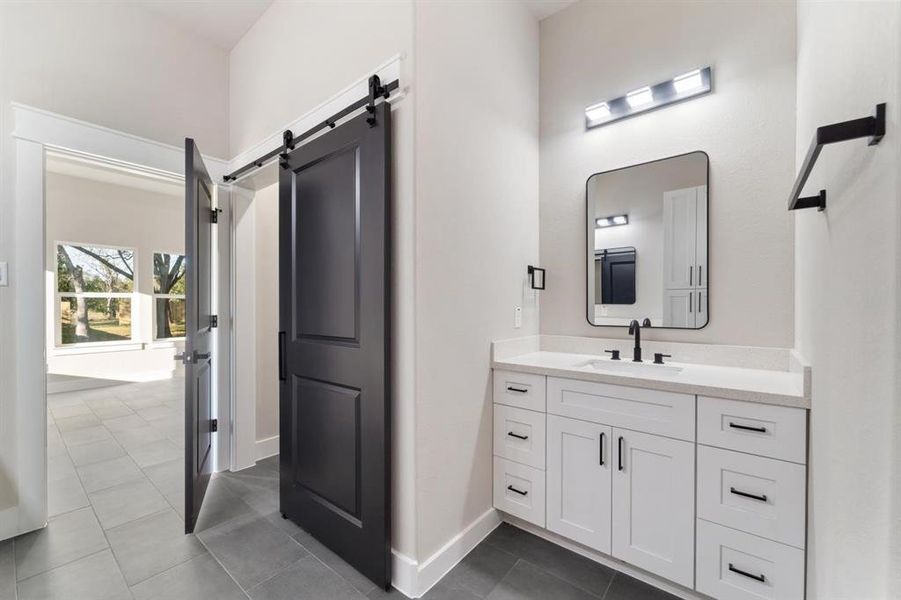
[{"left": 579, "top": 358, "right": 683, "bottom": 376}]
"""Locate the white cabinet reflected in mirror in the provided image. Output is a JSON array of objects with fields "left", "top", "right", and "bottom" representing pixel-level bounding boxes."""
[{"left": 587, "top": 151, "right": 708, "bottom": 329}]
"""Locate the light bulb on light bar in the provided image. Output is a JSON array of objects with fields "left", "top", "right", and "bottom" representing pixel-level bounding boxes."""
[
  {"left": 585, "top": 102, "right": 611, "bottom": 122},
  {"left": 626, "top": 87, "right": 653, "bottom": 108},
  {"left": 596, "top": 214, "right": 629, "bottom": 228},
  {"left": 673, "top": 69, "right": 703, "bottom": 94},
  {"left": 584, "top": 66, "right": 712, "bottom": 130}
]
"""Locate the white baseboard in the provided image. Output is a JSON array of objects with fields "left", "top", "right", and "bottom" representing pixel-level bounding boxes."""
[
  {"left": 391, "top": 508, "right": 502, "bottom": 598},
  {"left": 502, "top": 515, "right": 706, "bottom": 600},
  {"left": 255, "top": 435, "right": 279, "bottom": 461}
]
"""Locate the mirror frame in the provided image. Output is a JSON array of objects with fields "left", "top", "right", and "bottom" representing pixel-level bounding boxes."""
[{"left": 584, "top": 150, "right": 710, "bottom": 329}]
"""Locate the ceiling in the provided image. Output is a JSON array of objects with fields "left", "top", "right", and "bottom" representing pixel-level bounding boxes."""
[
  {"left": 521, "top": 0, "right": 577, "bottom": 20},
  {"left": 131, "top": 0, "right": 274, "bottom": 50}
]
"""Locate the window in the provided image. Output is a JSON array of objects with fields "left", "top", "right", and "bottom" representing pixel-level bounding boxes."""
[
  {"left": 56, "top": 243, "right": 135, "bottom": 345},
  {"left": 153, "top": 252, "right": 186, "bottom": 339}
]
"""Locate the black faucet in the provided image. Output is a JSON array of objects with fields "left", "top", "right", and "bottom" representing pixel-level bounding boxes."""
[{"left": 627, "top": 318, "right": 652, "bottom": 362}]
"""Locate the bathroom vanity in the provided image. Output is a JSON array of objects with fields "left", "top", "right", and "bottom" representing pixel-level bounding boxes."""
[{"left": 491, "top": 337, "right": 810, "bottom": 600}]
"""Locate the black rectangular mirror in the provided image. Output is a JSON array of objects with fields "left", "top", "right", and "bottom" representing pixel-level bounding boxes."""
[{"left": 586, "top": 151, "right": 708, "bottom": 328}]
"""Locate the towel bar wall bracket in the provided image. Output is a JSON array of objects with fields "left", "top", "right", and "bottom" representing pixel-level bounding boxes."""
[{"left": 788, "top": 102, "right": 886, "bottom": 212}]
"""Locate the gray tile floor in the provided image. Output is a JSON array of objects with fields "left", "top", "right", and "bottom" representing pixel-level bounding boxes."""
[{"left": 0, "top": 380, "right": 679, "bottom": 600}]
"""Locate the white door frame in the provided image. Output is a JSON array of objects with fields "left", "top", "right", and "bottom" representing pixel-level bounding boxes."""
[{"left": 4, "top": 104, "right": 231, "bottom": 537}]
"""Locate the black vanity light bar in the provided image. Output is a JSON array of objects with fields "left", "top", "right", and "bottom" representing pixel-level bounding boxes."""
[
  {"left": 596, "top": 214, "right": 629, "bottom": 228},
  {"left": 585, "top": 66, "right": 712, "bottom": 129}
]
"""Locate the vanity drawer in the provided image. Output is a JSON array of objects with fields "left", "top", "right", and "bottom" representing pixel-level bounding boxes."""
[
  {"left": 493, "top": 370, "right": 546, "bottom": 412},
  {"left": 698, "top": 396, "right": 807, "bottom": 464},
  {"left": 493, "top": 456, "right": 545, "bottom": 527},
  {"left": 493, "top": 404, "right": 546, "bottom": 469},
  {"left": 547, "top": 377, "right": 695, "bottom": 441},
  {"left": 698, "top": 446, "right": 806, "bottom": 548},
  {"left": 696, "top": 519, "right": 805, "bottom": 600}
]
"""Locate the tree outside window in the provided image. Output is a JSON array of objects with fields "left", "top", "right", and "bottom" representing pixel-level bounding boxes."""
[
  {"left": 153, "top": 252, "right": 186, "bottom": 339},
  {"left": 57, "top": 244, "right": 135, "bottom": 344}
]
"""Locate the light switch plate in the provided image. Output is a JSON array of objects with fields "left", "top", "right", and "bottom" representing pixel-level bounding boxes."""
[
  {"left": 0, "top": 262, "right": 7, "bottom": 287},
  {"left": 514, "top": 306, "right": 522, "bottom": 328}
]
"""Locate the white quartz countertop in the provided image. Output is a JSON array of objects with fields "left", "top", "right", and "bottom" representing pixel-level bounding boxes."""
[{"left": 492, "top": 351, "right": 810, "bottom": 409}]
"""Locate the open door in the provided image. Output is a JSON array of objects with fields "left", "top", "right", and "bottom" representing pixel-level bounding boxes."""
[
  {"left": 278, "top": 103, "right": 391, "bottom": 588},
  {"left": 183, "top": 138, "right": 216, "bottom": 534}
]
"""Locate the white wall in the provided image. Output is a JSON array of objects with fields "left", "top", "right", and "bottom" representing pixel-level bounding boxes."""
[
  {"left": 794, "top": 2, "right": 901, "bottom": 597},
  {"left": 228, "top": 0, "right": 413, "bottom": 155},
  {"left": 413, "top": 0, "right": 539, "bottom": 560},
  {"left": 252, "top": 183, "right": 279, "bottom": 446},
  {"left": 45, "top": 171, "right": 185, "bottom": 383},
  {"left": 539, "top": 0, "right": 796, "bottom": 347}
]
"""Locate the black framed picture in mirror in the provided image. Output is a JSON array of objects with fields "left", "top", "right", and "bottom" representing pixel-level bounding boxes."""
[{"left": 586, "top": 151, "right": 709, "bottom": 329}]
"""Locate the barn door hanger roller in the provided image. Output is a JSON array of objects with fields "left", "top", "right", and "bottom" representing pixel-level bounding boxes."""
[{"left": 222, "top": 75, "right": 397, "bottom": 182}]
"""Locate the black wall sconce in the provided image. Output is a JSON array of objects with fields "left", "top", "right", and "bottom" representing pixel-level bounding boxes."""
[{"left": 528, "top": 265, "right": 546, "bottom": 290}]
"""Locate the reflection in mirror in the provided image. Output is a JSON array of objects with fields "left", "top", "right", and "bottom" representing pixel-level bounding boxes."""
[{"left": 586, "top": 151, "right": 708, "bottom": 328}]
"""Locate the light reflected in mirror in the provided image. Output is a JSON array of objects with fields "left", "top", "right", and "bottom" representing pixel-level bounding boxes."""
[{"left": 586, "top": 151, "right": 708, "bottom": 329}]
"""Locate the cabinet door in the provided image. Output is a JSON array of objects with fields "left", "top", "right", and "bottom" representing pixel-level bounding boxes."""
[
  {"left": 663, "top": 289, "right": 695, "bottom": 328},
  {"left": 546, "top": 415, "right": 612, "bottom": 553},
  {"left": 695, "top": 185, "right": 708, "bottom": 288},
  {"left": 612, "top": 429, "right": 695, "bottom": 588},
  {"left": 662, "top": 187, "right": 698, "bottom": 289}
]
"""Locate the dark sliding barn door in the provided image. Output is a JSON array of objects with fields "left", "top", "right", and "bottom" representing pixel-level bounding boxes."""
[
  {"left": 278, "top": 103, "right": 391, "bottom": 588},
  {"left": 183, "top": 138, "right": 216, "bottom": 534}
]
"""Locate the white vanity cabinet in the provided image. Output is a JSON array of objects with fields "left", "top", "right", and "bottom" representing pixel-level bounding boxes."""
[{"left": 492, "top": 366, "right": 810, "bottom": 599}]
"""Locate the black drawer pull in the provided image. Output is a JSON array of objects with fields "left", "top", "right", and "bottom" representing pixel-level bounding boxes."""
[
  {"left": 599, "top": 432, "right": 606, "bottom": 466},
  {"left": 507, "top": 485, "right": 528, "bottom": 496},
  {"left": 730, "top": 487, "right": 768, "bottom": 502},
  {"left": 506, "top": 386, "right": 528, "bottom": 393},
  {"left": 729, "top": 563, "right": 766, "bottom": 583},
  {"left": 507, "top": 432, "right": 529, "bottom": 440},
  {"left": 617, "top": 436, "right": 624, "bottom": 471},
  {"left": 729, "top": 422, "right": 767, "bottom": 433}
]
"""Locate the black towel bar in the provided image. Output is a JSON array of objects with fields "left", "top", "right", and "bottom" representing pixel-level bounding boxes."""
[{"left": 788, "top": 103, "right": 886, "bottom": 212}]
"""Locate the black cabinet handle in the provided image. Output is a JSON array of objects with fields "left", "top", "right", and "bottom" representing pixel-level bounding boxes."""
[
  {"left": 617, "top": 436, "right": 624, "bottom": 471},
  {"left": 689, "top": 292, "right": 693, "bottom": 313},
  {"left": 507, "top": 432, "right": 529, "bottom": 440},
  {"left": 507, "top": 485, "right": 528, "bottom": 496},
  {"left": 729, "top": 563, "right": 766, "bottom": 583},
  {"left": 730, "top": 487, "right": 768, "bottom": 503},
  {"left": 278, "top": 332, "right": 287, "bottom": 382},
  {"left": 506, "top": 386, "right": 528, "bottom": 393},
  {"left": 599, "top": 432, "right": 606, "bottom": 465},
  {"left": 690, "top": 266, "right": 693, "bottom": 286},
  {"left": 729, "top": 422, "right": 767, "bottom": 433},
  {"left": 698, "top": 291, "right": 703, "bottom": 312},
  {"left": 699, "top": 265, "right": 703, "bottom": 286}
]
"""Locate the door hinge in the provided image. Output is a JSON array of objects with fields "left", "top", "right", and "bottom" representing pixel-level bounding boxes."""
[
  {"left": 211, "top": 418, "right": 218, "bottom": 433},
  {"left": 211, "top": 208, "right": 222, "bottom": 223},
  {"left": 210, "top": 315, "right": 218, "bottom": 329}
]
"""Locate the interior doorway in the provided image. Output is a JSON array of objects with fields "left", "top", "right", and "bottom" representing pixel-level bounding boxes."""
[{"left": 44, "top": 150, "right": 189, "bottom": 523}]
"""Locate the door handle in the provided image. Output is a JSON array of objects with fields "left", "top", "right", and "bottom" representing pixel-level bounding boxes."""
[
  {"left": 730, "top": 487, "right": 768, "bottom": 503},
  {"left": 729, "top": 422, "right": 767, "bottom": 433},
  {"left": 278, "top": 332, "right": 287, "bottom": 382},
  {"left": 617, "top": 436, "right": 624, "bottom": 471},
  {"left": 507, "top": 432, "right": 528, "bottom": 440},
  {"left": 174, "top": 352, "right": 188, "bottom": 364},
  {"left": 194, "top": 352, "right": 211, "bottom": 361},
  {"left": 506, "top": 485, "right": 528, "bottom": 496},
  {"left": 599, "top": 432, "right": 606, "bottom": 465},
  {"left": 728, "top": 563, "right": 766, "bottom": 583}
]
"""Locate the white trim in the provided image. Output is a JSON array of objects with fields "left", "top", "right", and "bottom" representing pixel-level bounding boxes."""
[
  {"left": 255, "top": 436, "right": 279, "bottom": 461},
  {"left": 226, "top": 54, "right": 405, "bottom": 185},
  {"left": 502, "top": 515, "right": 707, "bottom": 600},
  {"left": 12, "top": 103, "right": 229, "bottom": 180},
  {"left": 391, "top": 509, "right": 502, "bottom": 598},
  {"left": 231, "top": 185, "right": 257, "bottom": 471},
  {"left": 51, "top": 342, "right": 144, "bottom": 356}
]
